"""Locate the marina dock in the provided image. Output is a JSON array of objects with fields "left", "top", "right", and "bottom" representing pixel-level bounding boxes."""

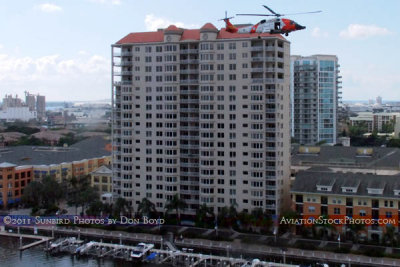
[
  {"left": 45, "top": 238, "right": 299, "bottom": 266},
  {"left": 0, "top": 230, "right": 53, "bottom": 251}
]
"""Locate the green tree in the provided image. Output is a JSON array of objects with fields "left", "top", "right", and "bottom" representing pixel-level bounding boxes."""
[
  {"left": 165, "top": 194, "right": 187, "bottom": 225},
  {"left": 86, "top": 200, "right": 105, "bottom": 216},
  {"left": 21, "top": 176, "right": 64, "bottom": 212},
  {"left": 195, "top": 203, "right": 214, "bottom": 228},
  {"left": 113, "top": 197, "right": 131, "bottom": 218},
  {"left": 381, "top": 120, "right": 395, "bottom": 133},
  {"left": 21, "top": 181, "right": 42, "bottom": 208},
  {"left": 349, "top": 122, "right": 368, "bottom": 137},
  {"left": 137, "top": 198, "right": 157, "bottom": 217},
  {"left": 383, "top": 225, "right": 397, "bottom": 246},
  {"left": 218, "top": 204, "right": 238, "bottom": 228},
  {"left": 79, "top": 186, "right": 99, "bottom": 215}
]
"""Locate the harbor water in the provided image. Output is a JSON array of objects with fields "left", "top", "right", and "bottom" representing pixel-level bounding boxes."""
[{"left": 0, "top": 236, "right": 166, "bottom": 267}]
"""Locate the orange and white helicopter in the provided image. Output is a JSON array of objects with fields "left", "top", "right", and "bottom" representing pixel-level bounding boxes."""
[{"left": 221, "top": 5, "right": 321, "bottom": 36}]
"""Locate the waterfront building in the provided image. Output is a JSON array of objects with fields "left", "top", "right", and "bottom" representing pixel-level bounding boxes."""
[
  {"left": 0, "top": 136, "right": 111, "bottom": 208},
  {"left": 291, "top": 169, "right": 400, "bottom": 241},
  {"left": 90, "top": 165, "right": 113, "bottom": 196},
  {"left": 290, "top": 55, "right": 341, "bottom": 145},
  {"left": 0, "top": 163, "right": 33, "bottom": 208},
  {"left": 111, "top": 23, "right": 291, "bottom": 216}
]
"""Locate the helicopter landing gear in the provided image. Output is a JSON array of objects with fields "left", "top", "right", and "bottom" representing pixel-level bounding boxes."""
[{"left": 285, "top": 33, "right": 289, "bottom": 36}]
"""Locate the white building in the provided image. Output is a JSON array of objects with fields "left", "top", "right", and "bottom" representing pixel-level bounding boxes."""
[
  {"left": 111, "top": 23, "right": 291, "bottom": 216},
  {"left": 0, "top": 107, "right": 37, "bottom": 122}
]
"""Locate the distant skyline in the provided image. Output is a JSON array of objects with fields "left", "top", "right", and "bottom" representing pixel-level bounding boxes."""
[{"left": 0, "top": 0, "right": 399, "bottom": 101}]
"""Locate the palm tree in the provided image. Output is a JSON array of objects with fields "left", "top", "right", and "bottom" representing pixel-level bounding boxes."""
[
  {"left": 195, "top": 203, "right": 214, "bottom": 228},
  {"left": 348, "top": 222, "right": 366, "bottom": 243},
  {"left": 383, "top": 225, "right": 396, "bottom": 246},
  {"left": 218, "top": 204, "right": 238, "bottom": 228},
  {"left": 165, "top": 194, "right": 187, "bottom": 225},
  {"left": 138, "top": 198, "right": 156, "bottom": 217},
  {"left": 113, "top": 197, "right": 131, "bottom": 218}
]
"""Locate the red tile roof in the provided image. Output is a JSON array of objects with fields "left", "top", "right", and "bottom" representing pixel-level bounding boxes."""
[
  {"left": 165, "top": 25, "right": 180, "bottom": 31},
  {"left": 116, "top": 31, "right": 164, "bottom": 44},
  {"left": 116, "top": 24, "right": 286, "bottom": 44},
  {"left": 200, "top": 23, "right": 218, "bottom": 31},
  {"left": 181, "top": 29, "right": 200, "bottom": 41}
]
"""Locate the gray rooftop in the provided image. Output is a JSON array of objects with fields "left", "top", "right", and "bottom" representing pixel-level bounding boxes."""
[
  {"left": 292, "top": 169, "right": 400, "bottom": 198},
  {"left": 292, "top": 145, "right": 400, "bottom": 169},
  {"left": 0, "top": 136, "right": 111, "bottom": 166}
]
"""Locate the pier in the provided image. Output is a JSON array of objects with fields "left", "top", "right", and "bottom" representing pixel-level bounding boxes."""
[
  {"left": 0, "top": 230, "right": 53, "bottom": 251},
  {"left": 46, "top": 238, "right": 299, "bottom": 266},
  {"left": 4, "top": 225, "right": 400, "bottom": 266}
]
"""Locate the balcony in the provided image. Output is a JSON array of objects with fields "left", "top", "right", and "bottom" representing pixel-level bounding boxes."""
[
  {"left": 276, "top": 46, "right": 284, "bottom": 52},
  {"left": 266, "top": 147, "right": 276, "bottom": 152},
  {"left": 180, "top": 69, "right": 199, "bottom": 74},
  {"left": 180, "top": 171, "right": 199, "bottom": 177},
  {"left": 180, "top": 99, "right": 199, "bottom": 104},
  {"left": 180, "top": 49, "right": 199, "bottom": 54},
  {"left": 251, "top": 67, "right": 264, "bottom": 72},
  {"left": 114, "top": 71, "right": 133, "bottom": 76},
  {"left": 180, "top": 135, "right": 199, "bottom": 140},
  {"left": 180, "top": 89, "right": 199, "bottom": 95},
  {"left": 114, "top": 81, "right": 132, "bottom": 86},
  {"left": 251, "top": 56, "right": 264, "bottom": 62},
  {"left": 250, "top": 46, "right": 264, "bottom": 51},
  {"left": 180, "top": 108, "right": 199, "bottom": 112},
  {"left": 180, "top": 144, "right": 199, "bottom": 149},
  {"left": 180, "top": 117, "right": 199, "bottom": 122},
  {"left": 181, "top": 59, "right": 199, "bottom": 64},
  {"left": 180, "top": 126, "right": 199, "bottom": 131},
  {"left": 180, "top": 79, "right": 199, "bottom": 84},
  {"left": 180, "top": 189, "right": 199, "bottom": 195},
  {"left": 265, "top": 46, "right": 276, "bottom": 52},
  {"left": 265, "top": 68, "right": 276, "bottom": 72},
  {"left": 252, "top": 78, "right": 264, "bottom": 84}
]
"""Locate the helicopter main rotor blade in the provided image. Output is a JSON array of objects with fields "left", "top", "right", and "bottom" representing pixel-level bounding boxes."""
[
  {"left": 279, "top": 11, "right": 322, "bottom": 16},
  {"left": 262, "top": 5, "right": 279, "bottom": 16},
  {"left": 236, "top": 13, "right": 276, "bottom": 16}
]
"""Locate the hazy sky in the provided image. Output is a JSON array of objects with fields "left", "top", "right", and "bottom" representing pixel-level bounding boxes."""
[{"left": 0, "top": 0, "right": 399, "bottom": 101}]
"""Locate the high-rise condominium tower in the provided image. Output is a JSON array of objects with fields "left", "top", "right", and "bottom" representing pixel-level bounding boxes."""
[
  {"left": 112, "top": 23, "right": 291, "bottom": 216},
  {"left": 290, "top": 55, "right": 341, "bottom": 145}
]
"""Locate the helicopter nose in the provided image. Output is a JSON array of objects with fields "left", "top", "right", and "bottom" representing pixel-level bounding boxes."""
[{"left": 295, "top": 23, "right": 306, "bottom": 30}]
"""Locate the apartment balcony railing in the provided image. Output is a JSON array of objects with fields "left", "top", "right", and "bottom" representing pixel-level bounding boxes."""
[
  {"left": 264, "top": 46, "right": 276, "bottom": 52},
  {"left": 180, "top": 69, "right": 199, "bottom": 74},
  {"left": 181, "top": 59, "right": 199, "bottom": 64},
  {"left": 250, "top": 46, "right": 264, "bottom": 51},
  {"left": 180, "top": 49, "right": 199, "bottom": 54},
  {"left": 180, "top": 79, "right": 199, "bottom": 84}
]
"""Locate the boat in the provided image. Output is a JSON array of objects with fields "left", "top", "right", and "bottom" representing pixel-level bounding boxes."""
[{"left": 130, "top": 242, "right": 155, "bottom": 260}]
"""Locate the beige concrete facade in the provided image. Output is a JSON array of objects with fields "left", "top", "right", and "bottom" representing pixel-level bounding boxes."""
[{"left": 112, "top": 25, "right": 291, "bottom": 216}]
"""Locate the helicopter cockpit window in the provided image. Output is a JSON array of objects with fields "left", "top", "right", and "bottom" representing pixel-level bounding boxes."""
[{"left": 274, "top": 22, "right": 280, "bottom": 30}]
